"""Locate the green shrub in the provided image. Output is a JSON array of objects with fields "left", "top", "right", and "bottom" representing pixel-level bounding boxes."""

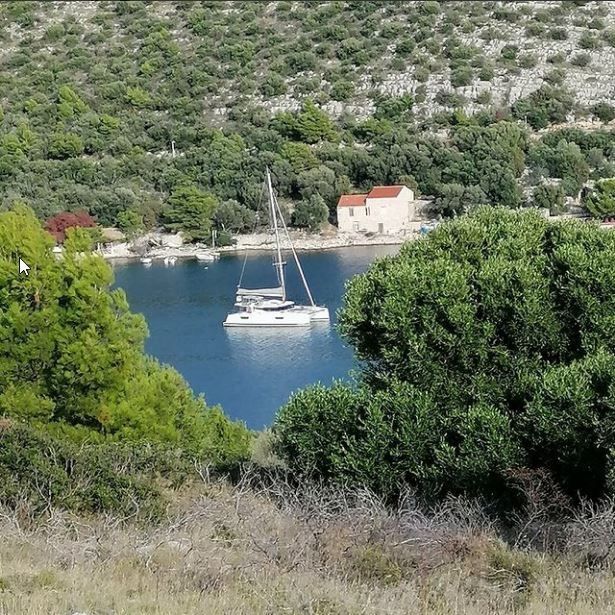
[
  {"left": 214, "top": 229, "right": 235, "bottom": 247},
  {"left": 276, "top": 210, "right": 615, "bottom": 503},
  {"left": 435, "top": 90, "right": 466, "bottom": 107},
  {"left": 583, "top": 178, "right": 615, "bottom": 217},
  {"left": 547, "top": 52, "right": 566, "bottom": 64},
  {"left": 478, "top": 64, "right": 495, "bottom": 81},
  {"left": 518, "top": 54, "right": 538, "bottom": 69},
  {"left": 592, "top": 102, "right": 615, "bottom": 123},
  {"left": 260, "top": 73, "right": 287, "bottom": 96},
  {"left": 511, "top": 86, "right": 573, "bottom": 129},
  {"left": 543, "top": 68, "right": 566, "bottom": 85},
  {"left": 162, "top": 184, "right": 218, "bottom": 242},
  {"left": 451, "top": 65, "right": 473, "bottom": 88},
  {"left": 548, "top": 27, "right": 568, "bottom": 40},
  {"left": 414, "top": 66, "right": 430, "bottom": 82},
  {"left": 532, "top": 183, "right": 565, "bottom": 213},
  {"left": 374, "top": 95, "right": 414, "bottom": 121},
  {"left": 493, "top": 7, "right": 520, "bottom": 22},
  {"left": 601, "top": 28, "right": 615, "bottom": 47},
  {"left": 570, "top": 52, "right": 591, "bottom": 67},
  {"left": 0, "top": 423, "right": 164, "bottom": 517},
  {"left": 525, "top": 22, "right": 545, "bottom": 37},
  {"left": 588, "top": 18, "right": 606, "bottom": 30},
  {"left": 579, "top": 31, "right": 601, "bottom": 49},
  {"left": 0, "top": 206, "right": 252, "bottom": 464},
  {"left": 214, "top": 199, "right": 256, "bottom": 233},
  {"left": 500, "top": 45, "right": 519, "bottom": 60},
  {"left": 395, "top": 37, "right": 415, "bottom": 57},
  {"left": 291, "top": 194, "right": 329, "bottom": 230},
  {"left": 475, "top": 90, "right": 492, "bottom": 105},
  {"left": 330, "top": 79, "right": 354, "bottom": 101}
]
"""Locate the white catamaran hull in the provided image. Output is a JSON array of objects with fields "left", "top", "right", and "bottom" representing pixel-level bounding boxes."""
[
  {"left": 223, "top": 305, "right": 329, "bottom": 327},
  {"left": 306, "top": 306, "right": 330, "bottom": 321},
  {"left": 223, "top": 310, "right": 312, "bottom": 327}
]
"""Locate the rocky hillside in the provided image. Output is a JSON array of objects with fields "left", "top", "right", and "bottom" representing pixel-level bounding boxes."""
[
  {"left": 1, "top": 1, "right": 614, "bottom": 235},
  {"left": 2, "top": 1, "right": 613, "bottom": 121}
]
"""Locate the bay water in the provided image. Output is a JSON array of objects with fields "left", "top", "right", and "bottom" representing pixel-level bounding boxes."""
[{"left": 112, "top": 245, "right": 399, "bottom": 428}]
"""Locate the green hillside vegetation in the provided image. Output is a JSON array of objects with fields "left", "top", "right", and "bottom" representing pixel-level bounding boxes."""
[
  {"left": 276, "top": 209, "right": 615, "bottom": 504},
  {"left": 1, "top": 1, "right": 615, "bottom": 239}
]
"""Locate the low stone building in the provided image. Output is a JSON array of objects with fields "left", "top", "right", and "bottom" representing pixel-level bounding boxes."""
[{"left": 337, "top": 185, "right": 428, "bottom": 235}]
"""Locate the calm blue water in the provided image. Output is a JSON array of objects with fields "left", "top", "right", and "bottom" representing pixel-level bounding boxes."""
[{"left": 112, "top": 245, "right": 399, "bottom": 428}]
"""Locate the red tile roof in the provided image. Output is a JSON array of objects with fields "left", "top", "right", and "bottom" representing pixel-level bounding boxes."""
[
  {"left": 367, "top": 185, "right": 406, "bottom": 198},
  {"left": 337, "top": 193, "right": 367, "bottom": 207}
]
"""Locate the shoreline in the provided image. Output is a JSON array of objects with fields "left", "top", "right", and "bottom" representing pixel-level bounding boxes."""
[{"left": 100, "top": 231, "right": 410, "bottom": 261}]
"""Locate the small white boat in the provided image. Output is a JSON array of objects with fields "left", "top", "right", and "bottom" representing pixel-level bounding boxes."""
[
  {"left": 140, "top": 256, "right": 152, "bottom": 266},
  {"left": 164, "top": 256, "right": 177, "bottom": 266},
  {"left": 196, "top": 252, "right": 219, "bottom": 263},
  {"left": 223, "top": 169, "right": 329, "bottom": 328}
]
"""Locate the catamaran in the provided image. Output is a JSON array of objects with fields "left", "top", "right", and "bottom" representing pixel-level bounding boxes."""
[{"left": 223, "top": 169, "right": 330, "bottom": 328}]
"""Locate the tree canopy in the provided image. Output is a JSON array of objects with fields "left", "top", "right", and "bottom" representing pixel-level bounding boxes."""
[
  {"left": 291, "top": 194, "right": 329, "bottom": 230},
  {"left": 0, "top": 1, "right": 614, "bottom": 234},
  {"left": 0, "top": 205, "right": 250, "bottom": 462},
  {"left": 163, "top": 184, "right": 219, "bottom": 243},
  {"left": 275, "top": 209, "right": 615, "bottom": 503},
  {"left": 583, "top": 178, "right": 615, "bottom": 217}
]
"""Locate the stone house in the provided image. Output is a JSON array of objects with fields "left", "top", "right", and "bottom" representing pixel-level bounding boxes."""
[{"left": 336, "top": 185, "right": 427, "bottom": 235}]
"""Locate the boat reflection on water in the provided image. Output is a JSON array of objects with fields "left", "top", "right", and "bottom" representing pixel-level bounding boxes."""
[{"left": 225, "top": 321, "right": 333, "bottom": 370}]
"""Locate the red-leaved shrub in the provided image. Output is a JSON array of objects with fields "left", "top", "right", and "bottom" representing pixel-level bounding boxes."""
[{"left": 45, "top": 211, "right": 96, "bottom": 243}]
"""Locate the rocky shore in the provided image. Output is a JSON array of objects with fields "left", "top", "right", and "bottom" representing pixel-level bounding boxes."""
[{"left": 99, "top": 230, "right": 413, "bottom": 261}]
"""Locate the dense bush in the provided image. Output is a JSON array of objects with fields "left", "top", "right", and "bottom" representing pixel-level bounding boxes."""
[
  {"left": 583, "top": 178, "right": 615, "bottom": 217},
  {"left": 291, "top": 194, "right": 329, "bottom": 230},
  {"left": 0, "top": 422, "right": 165, "bottom": 517},
  {"left": 214, "top": 199, "right": 257, "bottom": 233},
  {"left": 0, "top": 205, "right": 251, "bottom": 462},
  {"left": 511, "top": 86, "right": 574, "bottom": 129},
  {"left": 162, "top": 184, "right": 218, "bottom": 242},
  {"left": 592, "top": 102, "right": 615, "bottom": 123},
  {"left": 276, "top": 209, "right": 615, "bottom": 503},
  {"left": 528, "top": 139, "right": 589, "bottom": 196},
  {"left": 532, "top": 183, "right": 565, "bottom": 213}
]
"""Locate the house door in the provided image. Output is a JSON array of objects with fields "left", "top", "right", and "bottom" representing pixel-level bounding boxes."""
[
  {"left": 353, "top": 221, "right": 359, "bottom": 231},
  {"left": 378, "top": 223, "right": 384, "bottom": 233}
]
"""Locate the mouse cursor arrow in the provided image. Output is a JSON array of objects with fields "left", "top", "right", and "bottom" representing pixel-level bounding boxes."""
[{"left": 19, "top": 258, "right": 30, "bottom": 276}]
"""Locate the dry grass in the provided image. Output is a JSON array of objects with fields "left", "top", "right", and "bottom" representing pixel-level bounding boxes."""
[{"left": 1, "top": 473, "right": 615, "bottom": 614}]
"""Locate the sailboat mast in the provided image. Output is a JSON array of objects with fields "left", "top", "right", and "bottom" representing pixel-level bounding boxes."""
[
  {"left": 266, "top": 168, "right": 286, "bottom": 302},
  {"left": 273, "top": 189, "right": 317, "bottom": 307}
]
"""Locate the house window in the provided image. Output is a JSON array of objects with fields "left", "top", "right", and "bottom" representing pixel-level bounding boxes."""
[
  {"left": 349, "top": 207, "right": 354, "bottom": 217},
  {"left": 365, "top": 207, "right": 370, "bottom": 216}
]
